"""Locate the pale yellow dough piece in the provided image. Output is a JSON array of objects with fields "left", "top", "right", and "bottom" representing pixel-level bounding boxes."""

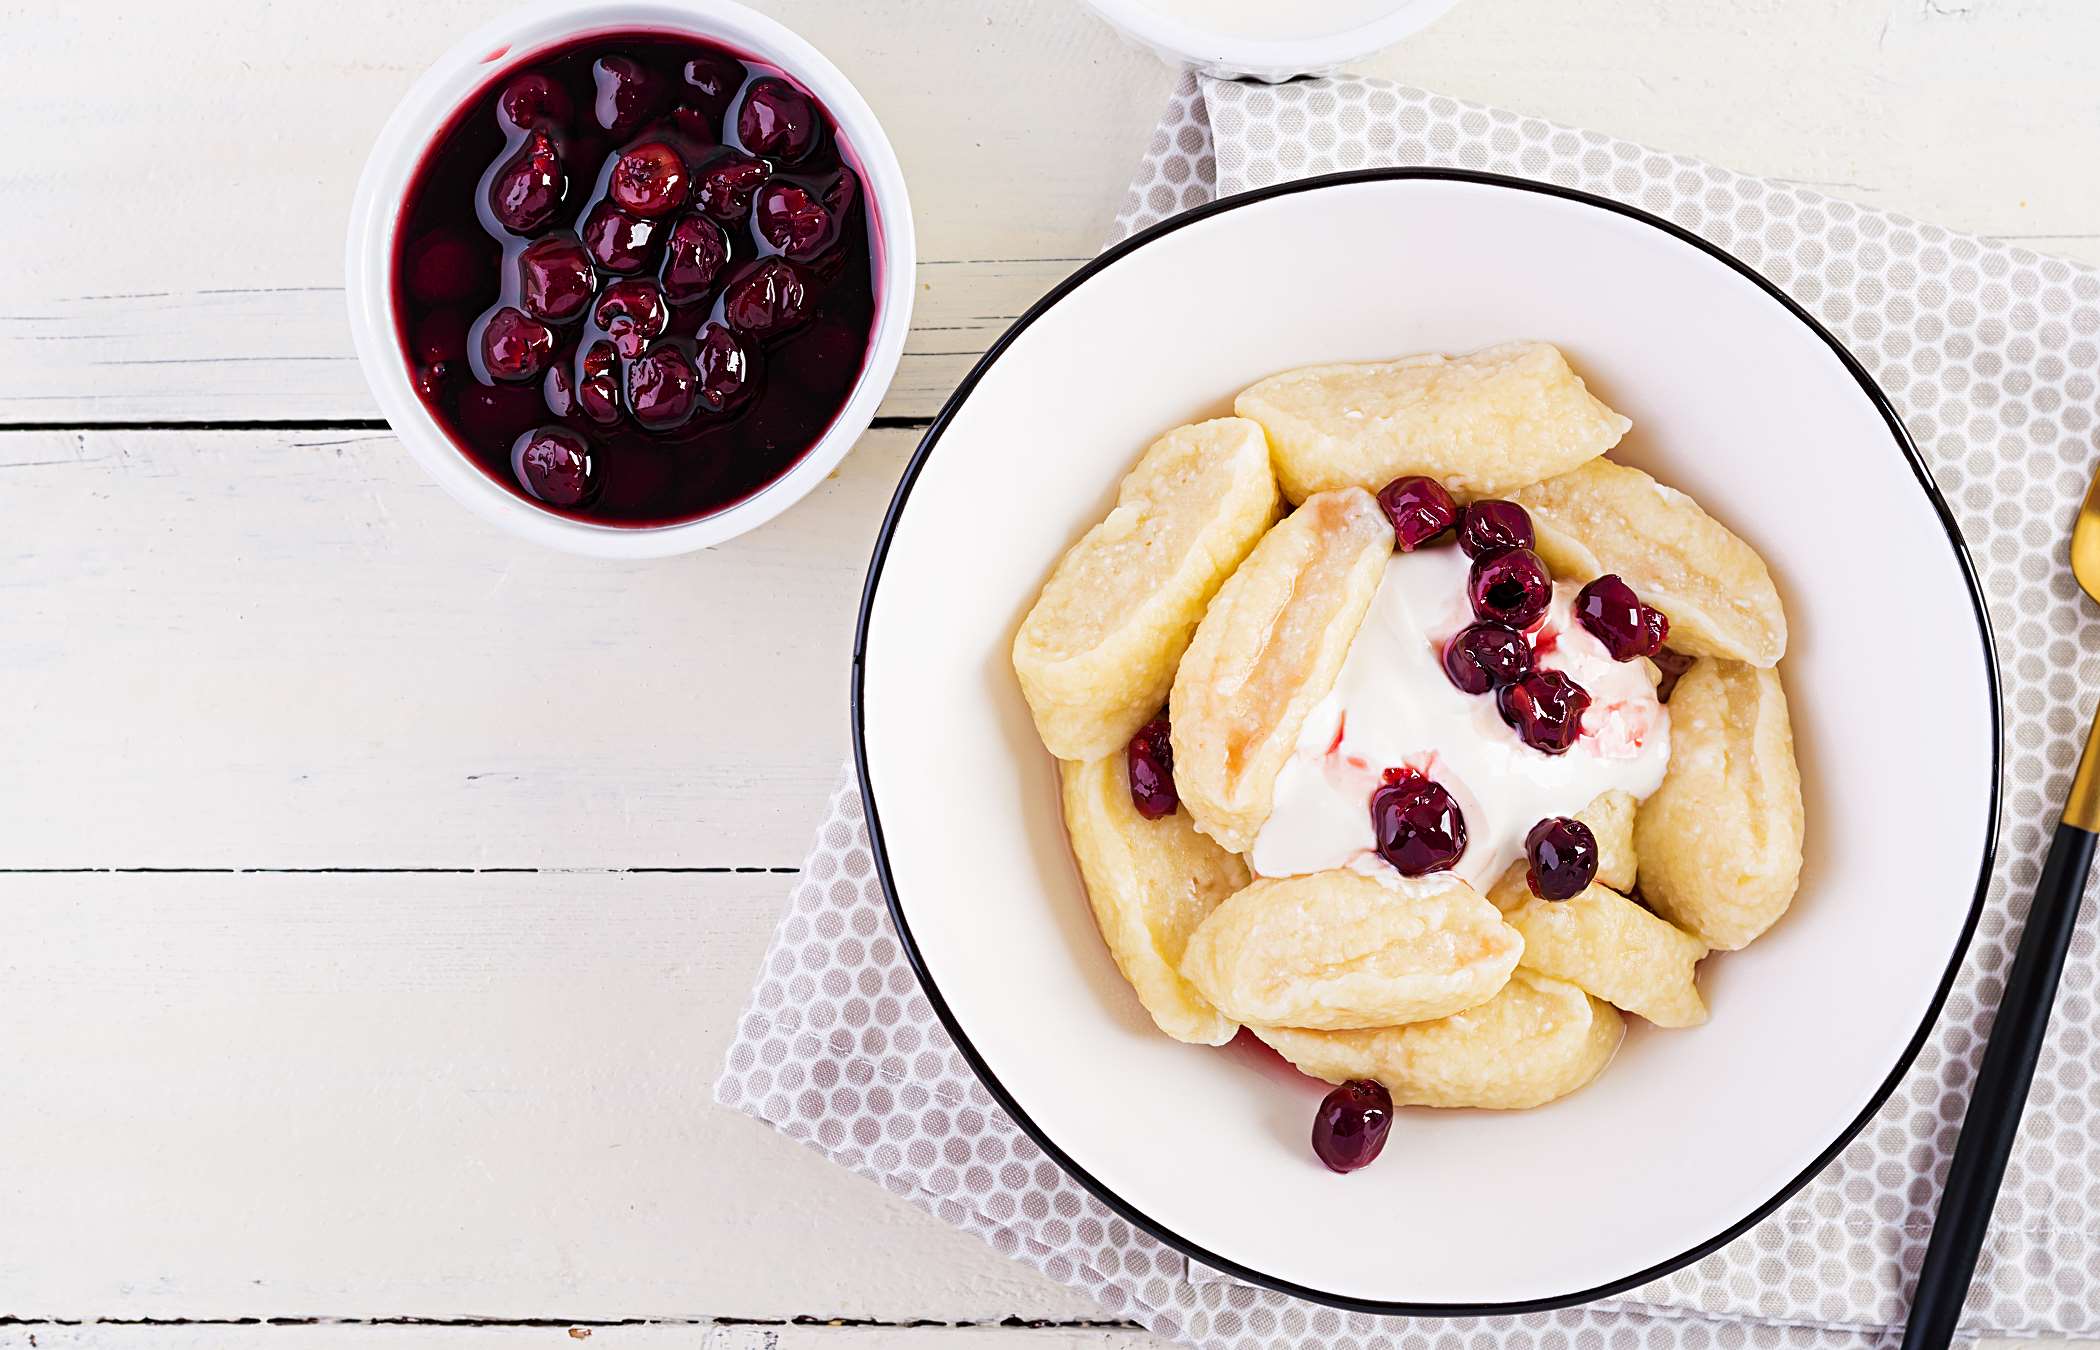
[
  {"left": 1169, "top": 488, "right": 1391, "bottom": 853},
  {"left": 1013, "top": 417, "right": 1281, "bottom": 760},
  {"left": 1635, "top": 659, "right": 1805, "bottom": 950},
  {"left": 1512, "top": 458, "right": 1788, "bottom": 668},
  {"left": 1488, "top": 874, "right": 1708, "bottom": 1028},
  {"left": 1060, "top": 755, "right": 1247, "bottom": 1045},
  {"left": 1234, "top": 342, "right": 1631, "bottom": 503},
  {"left": 1256, "top": 970, "right": 1623, "bottom": 1110},
  {"left": 1179, "top": 869, "right": 1521, "bottom": 1031}
]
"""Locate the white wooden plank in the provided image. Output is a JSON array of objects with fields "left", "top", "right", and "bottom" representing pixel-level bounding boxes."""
[
  {"left": 8, "top": 0, "right": 2100, "bottom": 424},
  {"left": 0, "top": 871, "right": 1109, "bottom": 1323},
  {"left": 0, "top": 427, "right": 917, "bottom": 869}
]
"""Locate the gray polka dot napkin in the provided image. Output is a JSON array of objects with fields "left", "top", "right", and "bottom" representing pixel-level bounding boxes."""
[{"left": 722, "top": 72, "right": 2100, "bottom": 1346}]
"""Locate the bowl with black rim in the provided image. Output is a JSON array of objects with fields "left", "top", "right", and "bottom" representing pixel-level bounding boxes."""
[{"left": 854, "top": 169, "right": 1998, "bottom": 1312}]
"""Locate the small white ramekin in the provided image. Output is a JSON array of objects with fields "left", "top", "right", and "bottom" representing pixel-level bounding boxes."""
[
  {"left": 346, "top": 0, "right": 915, "bottom": 557},
  {"left": 1082, "top": 0, "right": 1466, "bottom": 81}
]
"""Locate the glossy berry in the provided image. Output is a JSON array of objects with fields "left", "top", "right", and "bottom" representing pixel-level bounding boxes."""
[
  {"left": 1524, "top": 816, "right": 1599, "bottom": 901},
  {"left": 575, "top": 341, "right": 622, "bottom": 425},
  {"left": 580, "top": 201, "right": 660, "bottom": 274},
  {"left": 1370, "top": 770, "right": 1468, "bottom": 876},
  {"left": 754, "top": 181, "right": 836, "bottom": 261},
  {"left": 1456, "top": 499, "right": 1534, "bottom": 560},
  {"left": 512, "top": 425, "right": 597, "bottom": 507},
  {"left": 1125, "top": 715, "right": 1178, "bottom": 820},
  {"left": 1497, "top": 670, "right": 1592, "bottom": 755},
  {"left": 660, "top": 213, "right": 731, "bottom": 302},
  {"left": 723, "top": 257, "right": 812, "bottom": 339},
  {"left": 1575, "top": 574, "right": 1670, "bottom": 661},
  {"left": 498, "top": 73, "right": 573, "bottom": 132},
  {"left": 593, "top": 279, "right": 670, "bottom": 358},
  {"left": 1441, "top": 622, "right": 1533, "bottom": 695},
  {"left": 541, "top": 359, "right": 575, "bottom": 418},
  {"left": 693, "top": 323, "right": 758, "bottom": 414},
  {"left": 608, "top": 141, "right": 690, "bottom": 217},
  {"left": 479, "top": 306, "right": 555, "bottom": 382},
  {"left": 1312, "top": 1079, "right": 1393, "bottom": 1174},
  {"left": 681, "top": 51, "right": 746, "bottom": 119},
  {"left": 517, "top": 236, "right": 596, "bottom": 323},
  {"left": 592, "top": 55, "right": 665, "bottom": 138},
  {"left": 1468, "top": 547, "right": 1552, "bottom": 629},
  {"left": 1375, "top": 474, "right": 1456, "bottom": 552},
  {"left": 693, "top": 150, "right": 767, "bottom": 221},
  {"left": 737, "top": 76, "right": 818, "bottom": 161},
  {"left": 626, "top": 345, "right": 700, "bottom": 431},
  {"left": 486, "top": 129, "right": 564, "bottom": 235}
]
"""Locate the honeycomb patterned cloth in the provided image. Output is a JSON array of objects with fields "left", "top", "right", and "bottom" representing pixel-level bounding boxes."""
[{"left": 720, "top": 72, "right": 2100, "bottom": 1345}]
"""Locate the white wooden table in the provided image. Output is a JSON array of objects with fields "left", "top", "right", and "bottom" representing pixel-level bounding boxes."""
[{"left": 4, "top": 1, "right": 2097, "bottom": 1346}]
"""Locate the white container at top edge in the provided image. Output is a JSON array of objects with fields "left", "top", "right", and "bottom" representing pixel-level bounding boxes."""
[
  {"left": 1082, "top": 0, "right": 1467, "bottom": 81},
  {"left": 346, "top": 0, "right": 915, "bottom": 558}
]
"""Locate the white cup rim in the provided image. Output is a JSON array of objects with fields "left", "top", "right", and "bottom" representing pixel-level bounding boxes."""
[
  {"left": 345, "top": 0, "right": 916, "bottom": 557},
  {"left": 1082, "top": 0, "right": 1466, "bottom": 80}
]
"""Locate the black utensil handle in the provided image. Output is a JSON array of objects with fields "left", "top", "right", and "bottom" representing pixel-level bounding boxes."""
[{"left": 1899, "top": 818, "right": 2098, "bottom": 1350}]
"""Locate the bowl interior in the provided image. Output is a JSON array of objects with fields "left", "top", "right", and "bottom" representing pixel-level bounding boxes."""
[
  {"left": 857, "top": 173, "right": 1996, "bottom": 1309},
  {"left": 346, "top": 0, "right": 914, "bottom": 556}
]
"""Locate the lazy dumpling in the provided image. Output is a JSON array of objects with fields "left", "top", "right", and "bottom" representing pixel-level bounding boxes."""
[
  {"left": 1014, "top": 417, "right": 1280, "bottom": 761},
  {"left": 1234, "top": 342, "right": 1630, "bottom": 503},
  {"left": 1170, "top": 487, "right": 1391, "bottom": 854}
]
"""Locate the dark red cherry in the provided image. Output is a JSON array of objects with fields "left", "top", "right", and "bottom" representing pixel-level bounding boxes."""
[
  {"left": 665, "top": 104, "right": 723, "bottom": 149},
  {"left": 1496, "top": 670, "right": 1592, "bottom": 755},
  {"left": 411, "top": 307, "right": 470, "bottom": 365},
  {"left": 660, "top": 213, "right": 730, "bottom": 302},
  {"left": 754, "top": 181, "right": 837, "bottom": 261},
  {"left": 1126, "top": 715, "right": 1178, "bottom": 820},
  {"left": 1370, "top": 770, "right": 1467, "bottom": 876},
  {"left": 693, "top": 322, "right": 758, "bottom": 414},
  {"left": 1524, "top": 816, "right": 1599, "bottom": 901},
  {"left": 1312, "top": 1079, "right": 1392, "bottom": 1174},
  {"left": 626, "top": 344, "right": 700, "bottom": 431},
  {"left": 681, "top": 52, "right": 746, "bottom": 120},
  {"left": 1575, "top": 574, "right": 1670, "bottom": 661},
  {"left": 593, "top": 279, "right": 670, "bottom": 358},
  {"left": 737, "top": 76, "right": 818, "bottom": 161},
  {"left": 1468, "top": 548, "right": 1552, "bottom": 628},
  {"left": 693, "top": 150, "right": 767, "bottom": 221},
  {"left": 575, "top": 340, "right": 622, "bottom": 425},
  {"left": 479, "top": 306, "right": 555, "bottom": 382},
  {"left": 1375, "top": 474, "right": 1456, "bottom": 552},
  {"left": 1456, "top": 499, "right": 1534, "bottom": 560},
  {"left": 511, "top": 425, "right": 597, "bottom": 507},
  {"left": 609, "top": 141, "right": 690, "bottom": 218},
  {"left": 486, "top": 129, "right": 564, "bottom": 235},
  {"left": 1652, "top": 646, "right": 1695, "bottom": 702},
  {"left": 592, "top": 55, "right": 666, "bottom": 138},
  {"left": 580, "top": 201, "right": 660, "bottom": 274},
  {"left": 723, "top": 258, "right": 812, "bottom": 340},
  {"left": 403, "top": 229, "right": 490, "bottom": 305},
  {"left": 1441, "top": 622, "right": 1533, "bottom": 695},
  {"left": 542, "top": 358, "right": 575, "bottom": 418},
  {"left": 499, "top": 73, "right": 573, "bottom": 132},
  {"left": 517, "top": 236, "right": 596, "bottom": 323}
]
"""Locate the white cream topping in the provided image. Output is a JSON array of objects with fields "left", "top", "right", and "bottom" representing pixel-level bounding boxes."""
[{"left": 1249, "top": 546, "right": 1671, "bottom": 890}]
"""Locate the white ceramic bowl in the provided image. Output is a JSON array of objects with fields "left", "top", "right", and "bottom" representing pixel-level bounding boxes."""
[
  {"left": 346, "top": 0, "right": 915, "bottom": 557},
  {"left": 1083, "top": 0, "right": 1467, "bottom": 81},
  {"left": 855, "top": 170, "right": 1999, "bottom": 1312}
]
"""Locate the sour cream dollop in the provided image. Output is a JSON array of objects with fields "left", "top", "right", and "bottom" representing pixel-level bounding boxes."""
[{"left": 1249, "top": 546, "right": 1671, "bottom": 891}]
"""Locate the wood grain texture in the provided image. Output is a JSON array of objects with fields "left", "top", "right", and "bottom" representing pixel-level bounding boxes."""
[
  {"left": 0, "top": 427, "right": 927, "bottom": 869},
  {"left": 6, "top": 0, "right": 2100, "bottom": 425},
  {"left": 0, "top": 1329, "right": 1158, "bottom": 1350},
  {"left": 0, "top": 871, "right": 1110, "bottom": 1322}
]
